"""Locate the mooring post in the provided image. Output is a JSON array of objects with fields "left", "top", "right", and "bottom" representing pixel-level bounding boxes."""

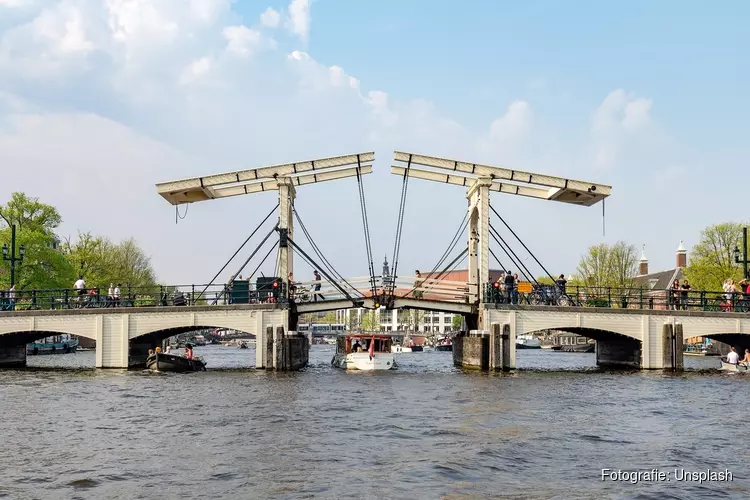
[
  {"left": 489, "top": 323, "right": 502, "bottom": 371},
  {"left": 502, "top": 323, "right": 514, "bottom": 371},
  {"left": 662, "top": 323, "right": 674, "bottom": 371},
  {"left": 674, "top": 323, "right": 684, "bottom": 372},
  {"left": 265, "top": 325, "right": 274, "bottom": 370}
]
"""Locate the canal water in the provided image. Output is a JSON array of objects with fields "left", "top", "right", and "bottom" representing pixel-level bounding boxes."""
[{"left": 1, "top": 347, "right": 748, "bottom": 499}]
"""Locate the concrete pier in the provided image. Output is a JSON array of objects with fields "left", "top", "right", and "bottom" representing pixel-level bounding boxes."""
[
  {"left": 595, "top": 336, "right": 641, "bottom": 368},
  {"left": 453, "top": 323, "right": 515, "bottom": 371},
  {"left": 0, "top": 345, "right": 26, "bottom": 368},
  {"left": 256, "top": 325, "right": 309, "bottom": 371},
  {"left": 662, "top": 323, "right": 684, "bottom": 372}
]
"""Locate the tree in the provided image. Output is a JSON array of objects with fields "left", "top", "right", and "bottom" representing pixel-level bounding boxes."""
[
  {"left": 321, "top": 311, "right": 337, "bottom": 324},
  {"left": 451, "top": 314, "right": 463, "bottom": 331},
  {"left": 0, "top": 192, "right": 62, "bottom": 235},
  {"left": 576, "top": 241, "right": 638, "bottom": 288},
  {"left": 347, "top": 310, "right": 360, "bottom": 330},
  {"left": 0, "top": 229, "right": 74, "bottom": 290},
  {"left": 62, "top": 234, "right": 157, "bottom": 288},
  {"left": 360, "top": 310, "right": 379, "bottom": 331},
  {"left": 684, "top": 222, "right": 746, "bottom": 292}
]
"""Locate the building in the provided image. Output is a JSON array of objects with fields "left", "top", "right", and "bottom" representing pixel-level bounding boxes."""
[
  {"left": 631, "top": 242, "right": 687, "bottom": 303},
  {"left": 335, "top": 257, "right": 509, "bottom": 335}
]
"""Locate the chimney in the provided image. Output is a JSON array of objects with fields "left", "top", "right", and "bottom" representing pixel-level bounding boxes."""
[
  {"left": 638, "top": 245, "right": 649, "bottom": 276},
  {"left": 676, "top": 240, "right": 687, "bottom": 268}
]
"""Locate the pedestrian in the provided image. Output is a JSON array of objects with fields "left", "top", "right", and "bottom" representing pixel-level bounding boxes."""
[{"left": 313, "top": 271, "right": 324, "bottom": 302}]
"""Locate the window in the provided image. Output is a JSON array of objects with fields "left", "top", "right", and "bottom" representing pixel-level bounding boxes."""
[{"left": 648, "top": 279, "right": 659, "bottom": 290}]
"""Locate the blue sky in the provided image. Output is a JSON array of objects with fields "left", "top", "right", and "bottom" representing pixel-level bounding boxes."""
[{"left": 0, "top": 0, "right": 747, "bottom": 285}]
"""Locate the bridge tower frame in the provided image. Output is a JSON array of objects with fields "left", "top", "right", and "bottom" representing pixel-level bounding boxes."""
[
  {"left": 391, "top": 151, "right": 612, "bottom": 325},
  {"left": 155, "top": 152, "right": 375, "bottom": 300}
]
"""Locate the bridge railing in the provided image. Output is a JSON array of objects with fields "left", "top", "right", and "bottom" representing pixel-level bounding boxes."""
[
  {"left": 289, "top": 276, "right": 378, "bottom": 303},
  {"left": 0, "top": 282, "right": 288, "bottom": 312},
  {"left": 481, "top": 283, "right": 750, "bottom": 312},
  {"left": 386, "top": 276, "right": 471, "bottom": 303}
]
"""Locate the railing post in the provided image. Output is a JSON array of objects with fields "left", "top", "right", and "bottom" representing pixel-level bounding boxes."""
[
  {"left": 32, "top": 290, "right": 37, "bottom": 309},
  {"left": 64, "top": 289, "right": 69, "bottom": 309},
  {"left": 192, "top": 284, "right": 195, "bottom": 306},
  {"left": 639, "top": 288, "right": 643, "bottom": 309},
  {"left": 607, "top": 287, "right": 611, "bottom": 308}
]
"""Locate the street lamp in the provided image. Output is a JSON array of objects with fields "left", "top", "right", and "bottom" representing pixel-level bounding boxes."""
[
  {"left": 1, "top": 224, "right": 25, "bottom": 287},
  {"left": 733, "top": 227, "right": 748, "bottom": 280}
]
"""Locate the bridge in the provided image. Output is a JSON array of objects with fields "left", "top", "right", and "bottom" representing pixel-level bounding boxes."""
[{"left": 2, "top": 150, "right": 749, "bottom": 370}]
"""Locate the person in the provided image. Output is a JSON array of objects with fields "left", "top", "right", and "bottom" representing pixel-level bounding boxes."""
[
  {"left": 313, "top": 270, "right": 324, "bottom": 302},
  {"left": 113, "top": 283, "right": 121, "bottom": 307},
  {"left": 670, "top": 279, "right": 680, "bottom": 310},
  {"left": 74, "top": 275, "right": 86, "bottom": 307},
  {"left": 8, "top": 284, "right": 15, "bottom": 311},
  {"left": 680, "top": 279, "right": 691, "bottom": 310},
  {"left": 352, "top": 340, "right": 362, "bottom": 352},
  {"left": 504, "top": 271, "right": 515, "bottom": 304},
  {"left": 184, "top": 345, "right": 194, "bottom": 360},
  {"left": 165, "top": 344, "right": 172, "bottom": 354},
  {"left": 413, "top": 270, "right": 423, "bottom": 299},
  {"left": 555, "top": 274, "right": 567, "bottom": 296},
  {"left": 148, "top": 349, "right": 154, "bottom": 357},
  {"left": 512, "top": 273, "right": 520, "bottom": 304},
  {"left": 288, "top": 272, "right": 296, "bottom": 299},
  {"left": 726, "top": 346, "right": 739, "bottom": 365},
  {"left": 107, "top": 283, "right": 114, "bottom": 307},
  {"left": 742, "top": 349, "right": 750, "bottom": 367},
  {"left": 155, "top": 346, "right": 162, "bottom": 353}
]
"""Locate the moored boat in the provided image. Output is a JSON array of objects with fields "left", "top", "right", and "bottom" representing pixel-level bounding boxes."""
[
  {"left": 391, "top": 344, "right": 412, "bottom": 353},
  {"left": 331, "top": 333, "right": 396, "bottom": 370},
  {"left": 146, "top": 352, "right": 206, "bottom": 372},
  {"left": 516, "top": 334, "right": 541, "bottom": 349},
  {"left": 27, "top": 336, "right": 79, "bottom": 355}
]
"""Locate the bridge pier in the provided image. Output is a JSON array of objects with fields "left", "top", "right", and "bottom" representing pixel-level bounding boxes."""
[
  {"left": 255, "top": 323, "right": 309, "bottom": 371},
  {"left": 453, "top": 322, "right": 515, "bottom": 371},
  {"left": 0, "top": 344, "right": 26, "bottom": 368},
  {"left": 595, "top": 337, "right": 641, "bottom": 369}
]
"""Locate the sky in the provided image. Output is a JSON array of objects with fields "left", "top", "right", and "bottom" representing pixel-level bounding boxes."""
[{"left": 0, "top": 0, "right": 748, "bottom": 286}]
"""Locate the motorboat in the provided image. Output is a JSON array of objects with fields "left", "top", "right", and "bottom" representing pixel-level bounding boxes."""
[
  {"left": 391, "top": 344, "right": 412, "bottom": 353},
  {"left": 146, "top": 352, "right": 206, "bottom": 372},
  {"left": 719, "top": 359, "right": 749, "bottom": 372},
  {"left": 27, "top": 336, "right": 79, "bottom": 355},
  {"left": 435, "top": 337, "right": 452, "bottom": 352},
  {"left": 331, "top": 334, "right": 396, "bottom": 370},
  {"left": 516, "top": 334, "right": 541, "bottom": 349}
]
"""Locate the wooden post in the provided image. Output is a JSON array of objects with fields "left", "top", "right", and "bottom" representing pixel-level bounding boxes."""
[
  {"left": 265, "top": 325, "right": 274, "bottom": 370},
  {"left": 489, "top": 323, "right": 503, "bottom": 371},
  {"left": 674, "top": 323, "right": 684, "bottom": 372},
  {"left": 502, "top": 323, "right": 514, "bottom": 371},
  {"left": 662, "top": 323, "right": 674, "bottom": 370}
]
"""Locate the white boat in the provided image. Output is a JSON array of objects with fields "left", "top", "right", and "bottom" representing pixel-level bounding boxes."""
[
  {"left": 719, "top": 360, "right": 750, "bottom": 372},
  {"left": 516, "top": 334, "right": 541, "bottom": 349},
  {"left": 391, "top": 344, "right": 412, "bottom": 353},
  {"left": 331, "top": 334, "right": 396, "bottom": 371}
]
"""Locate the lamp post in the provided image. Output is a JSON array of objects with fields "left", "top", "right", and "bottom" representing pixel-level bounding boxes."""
[
  {"left": 734, "top": 227, "right": 749, "bottom": 280},
  {"left": 2, "top": 225, "right": 25, "bottom": 287}
]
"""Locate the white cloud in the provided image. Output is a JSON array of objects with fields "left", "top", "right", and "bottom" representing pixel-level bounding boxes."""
[
  {"left": 260, "top": 7, "right": 280, "bottom": 28},
  {"left": 179, "top": 56, "right": 212, "bottom": 85},
  {"left": 0, "top": 0, "right": 31, "bottom": 7},
  {"left": 591, "top": 89, "right": 653, "bottom": 168},
  {"left": 287, "top": 0, "right": 310, "bottom": 42},
  {"left": 0, "top": 1, "right": 683, "bottom": 284},
  {"left": 223, "top": 25, "right": 272, "bottom": 57}
]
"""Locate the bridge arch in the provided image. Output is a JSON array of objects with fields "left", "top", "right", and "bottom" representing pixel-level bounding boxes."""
[
  {"left": 130, "top": 325, "right": 255, "bottom": 344},
  {"left": 0, "top": 328, "right": 97, "bottom": 347}
]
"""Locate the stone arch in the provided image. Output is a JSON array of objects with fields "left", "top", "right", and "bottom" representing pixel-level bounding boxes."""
[
  {"left": 524, "top": 326, "right": 642, "bottom": 344},
  {"left": 0, "top": 329, "right": 97, "bottom": 348},
  {"left": 130, "top": 325, "right": 255, "bottom": 344}
]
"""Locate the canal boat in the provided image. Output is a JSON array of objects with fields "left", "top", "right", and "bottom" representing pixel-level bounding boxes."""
[
  {"left": 516, "top": 334, "right": 541, "bottom": 349},
  {"left": 435, "top": 336, "right": 453, "bottom": 351},
  {"left": 27, "top": 336, "right": 79, "bottom": 355},
  {"left": 146, "top": 352, "right": 207, "bottom": 372},
  {"left": 391, "top": 344, "right": 412, "bottom": 353},
  {"left": 331, "top": 333, "right": 396, "bottom": 370},
  {"left": 719, "top": 360, "right": 749, "bottom": 372}
]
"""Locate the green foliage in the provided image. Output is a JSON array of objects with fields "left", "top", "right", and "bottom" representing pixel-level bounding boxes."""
[
  {"left": 360, "top": 310, "right": 379, "bottom": 331},
  {"left": 684, "top": 222, "right": 746, "bottom": 292},
  {"left": 0, "top": 193, "right": 157, "bottom": 291},
  {"left": 62, "top": 233, "right": 156, "bottom": 288},
  {"left": 576, "top": 241, "right": 638, "bottom": 288},
  {"left": 347, "top": 311, "right": 360, "bottom": 330},
  {"left": 0, "top": 228, "right": 74, "bottom": 289},
  {"left": 0, "top": 192, "right": 62, "bottom": 234},
  {"left": 451, "top": 314, "right": 463, "bottom": 330},
  {"left": 321, "top": 311, "right": 337, "bottom": 324}
]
